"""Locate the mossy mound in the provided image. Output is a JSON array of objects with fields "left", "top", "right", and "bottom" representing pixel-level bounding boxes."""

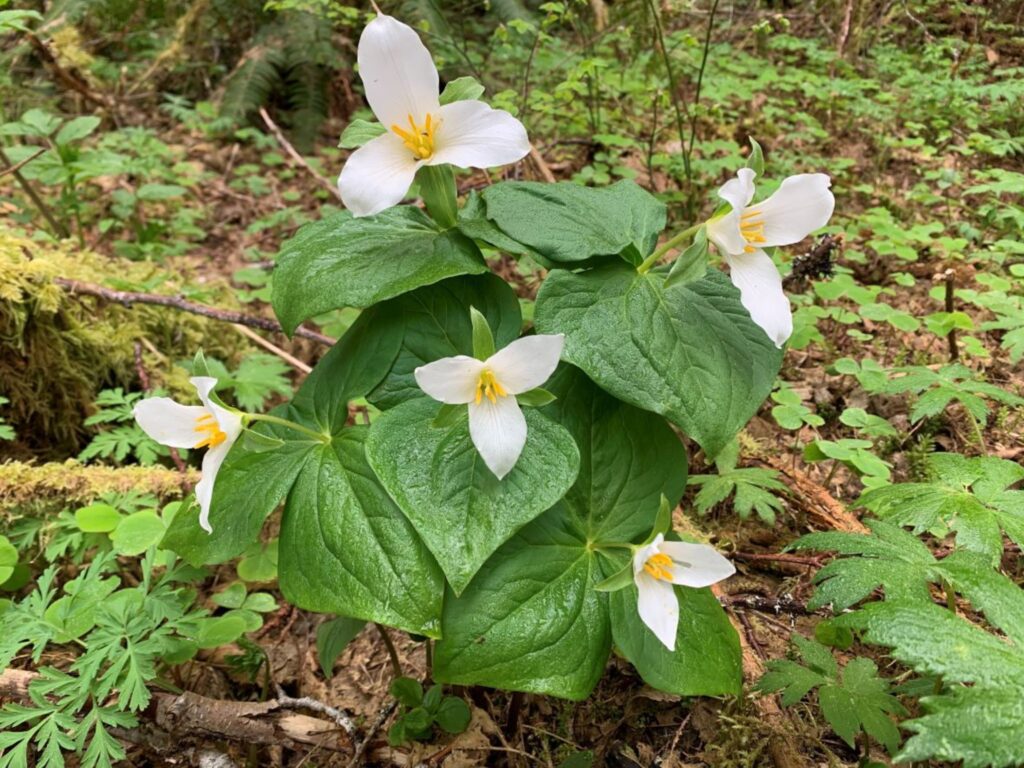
[
  {"left": 0, "top": 460, "right": 196, "bottom": 512},
  {"left": 0, "top": 227, "right": 246, "bottom": 458}
]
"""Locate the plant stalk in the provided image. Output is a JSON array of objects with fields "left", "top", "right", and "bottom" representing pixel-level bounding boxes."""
[
  {"left": 418, "top": 164, "right": 459, "bottom": 229},
  {"left": 638, "top": 223, "right": 703, "bottom": 273},
  {"left": 244, "top": 413, "right": 330, "bottom": 443}
]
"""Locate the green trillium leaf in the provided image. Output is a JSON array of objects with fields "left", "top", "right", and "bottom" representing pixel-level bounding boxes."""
[
  {"left": 459, "top": 180, "right": 665, "bottom": 266},
  {"left": 535, "top": 265, "right": 783, "bottom": 457},
  {"left": 434, "top": 510, "right": 611, "bottom": 700},
  {"left": 368, "top": 274, "right": 523, "bottom": 411},
  {"left": 365, "top": 397, "right": 580, "bottom": 594},
  {"left": 278, "top": 431, "right": 444, "bottom": 637},
  {"left": 272, "top": 207, "right": 487, "bottom": 335}
]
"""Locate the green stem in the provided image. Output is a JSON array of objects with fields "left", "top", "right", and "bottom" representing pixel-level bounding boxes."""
[
  {"left": 417, "top": 164, "right": 458, "bottom": 229},
  {"left": 244, "top": 413, "right": 330, "bottom": 443},
  {"left": 637, "top": 223, "right": 703, "bottom": 274}
]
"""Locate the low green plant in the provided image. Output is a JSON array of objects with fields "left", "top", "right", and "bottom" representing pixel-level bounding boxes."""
[
  {"left": 387, "top": 677, "right": 471, "bottom": 746},
  {"left": 756, "top": 634, "right": 905, "bottom": 756},
  {"left": 688, "top": 441, "right": 788, "bottom": 524}
]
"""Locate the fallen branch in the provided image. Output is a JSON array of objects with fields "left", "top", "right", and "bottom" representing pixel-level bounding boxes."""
[
  {"left": 758, "top": 454, "right": 868, "bottom": 534},
  {"left": 0, "top": 669, "right": 352, "bottom": 754},
  {"left": 54, "top": 278, "right": 334, "bottom": 347},
  {"left": 259, "top": 107, "right": 342, "bottom": 201}
]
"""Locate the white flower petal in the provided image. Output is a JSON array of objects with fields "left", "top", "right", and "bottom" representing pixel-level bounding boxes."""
[
  {"left": 468, "top": 395, "right": 527, "bottom": 480},
  {"left": 415, "top": 356, "right": 485, "bottom": 404},
  {"left": 633, "top": 533, "right": 665, "bottom": 575},
  {"left": 338, "top": 132, "right": 421, "bottom": 217},
  {"left": 706, "top": 209, "right": 746, "bottom": 257},
  {"left": 635, "top": 572, "right": 679, "bottom": 651},
  {"left": 660, "top": 541, "right": 736, "bottom": 588},
  {"left": 429, "top": 100, "right": 530, "bottom": 170},
  {"left": 746, "top": 173, "right": 834, "bottom": 248},
  {"left": 195, "top": 441, "right": 232, "bottom": 534},
  {"left": 357, "top": 14, "right": 440, "bottom": 132},
  {"left": 485, "top": 334, "right": 564, "bottom": 395},
  {"left": 190, "top": 377, "right": 242, "bottom": 440},
  {"left": 726, "top": 250, "right": 793, "bottom": 348},
  {"left": 133, "top": 398, "right": 209, "bottom": 448},
  {"left": 717, "top": 167, "right": 756, "bottom": 212}
]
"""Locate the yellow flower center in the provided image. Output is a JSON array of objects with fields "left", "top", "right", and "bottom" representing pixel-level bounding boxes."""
[
  {"left": 392, "top": 113, "right": 438, "bottom": 160},
  {"left": 739, "top": 209, "right": 766, "bottom": 253},
  {"left": 475, "top": 369, "right": 508, "bottom": 405},
  {"left": 643, "top": 552, "right": 674, "bottom": 581},
  {"left": 193, "top": 412, "right": 227, "bottom": 449}
]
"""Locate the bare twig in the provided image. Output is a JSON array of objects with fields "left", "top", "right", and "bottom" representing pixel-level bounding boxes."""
[
  {"left": 944, "top": 268, "right": 959, "bottom": 362},
  {"left": 0, "top": 669, "right": 352, "bottom": 754},
  {"left": 259, "top": 107, "right": 342, "bottom": 201},
  {"left": 274, "top": 685, "right": 356, "bottom": 736},
  {"left": 528, "top": 144, "right": 557, "bottom": 184},
  {"left": 54, "top": 277, "right": 334, "bottom": 346},
  {"left": 232, "top": 324, "right": 312, "bottom": 373},
  {"left": 0, "top": 146, "right": 70, "bottom": 238},
  {"left": 0, "top": 147, "right": 47, "bottom": 178},
  {"left": 344, "top": 700, "right": 397, "bottom": 768},
  {"left": 25, "top": 32, "right": 113, "bottom": 110}
]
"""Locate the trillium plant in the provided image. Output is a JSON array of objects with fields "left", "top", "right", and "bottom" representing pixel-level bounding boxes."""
[{"left": 148, "top": 12, "right": 836, "bottom": 701}]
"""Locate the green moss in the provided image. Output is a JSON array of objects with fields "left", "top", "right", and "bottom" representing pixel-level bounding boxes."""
[
  {"left": 0, "top": 226, "right": 247, "bottom": 457},
  {"left": 0, "top": 460, "right": 196, "bottom": 512}
]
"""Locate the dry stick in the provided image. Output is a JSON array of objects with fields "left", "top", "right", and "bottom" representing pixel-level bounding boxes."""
[
  {"left": 0, "top": 146, "right": 70, "bottom": 238},
  {"left": 54, "top": 277, "right": 335, "bottom": 346},
  {"left": 0, "top": 669, "right": 353, "bottom": 754},
  {"left": 232, "top": 323, "right": 312, "bottom": 374},
  {"left": 259, "top": 107, "right": 342, "bottom": 201},
  {"left": 528, "top": 144, "right": 557, "bottom": 184},
  {"left": 944, "top": 268, "right": 959, "bottom": 362},
  {"left": 25, "top": 32, "right": 114, "bottom": 111},
  {"left": 0, "top": 146, "right": 47, "bottom": 178},
  {"left": 273, "top": 684, "right": 357, "bottom": 736},
  {"left": 344, "top": 700, "right": 397, "bottom": 768}
]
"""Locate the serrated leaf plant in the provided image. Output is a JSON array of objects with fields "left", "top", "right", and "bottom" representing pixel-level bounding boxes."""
[
  {"left": 144, "top": 11, "right": 840, "bottom": 702},
  {"left": 756, "top": 635, "right": 905, "bottom": 755}
]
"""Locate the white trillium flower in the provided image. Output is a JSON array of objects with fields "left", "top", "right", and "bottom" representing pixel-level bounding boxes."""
[
  {"left": 338, "top": 13, "right": 531, "bottom": 217},
  {"left": 133, "top": 377, "right": 243, "bottom": 534},
  {"left": 414, "top": 334, "right": 564, "bottom": 480},
  {"left": 706, "top": 168, "right": 835, "bottom": 348},
  {"left": 633, "top": 533, "right": 736, "bottom": 651}
]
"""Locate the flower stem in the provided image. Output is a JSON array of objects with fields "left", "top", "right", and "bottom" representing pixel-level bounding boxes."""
[
  {"left": 637, "top": 223, "right": 703, "bottom": 274},
  {"left": 244, "top": 413, "right": 330, "bottom": 443},
  {"left": 417, "top": 164, "right": 459, "bottom": 229}
]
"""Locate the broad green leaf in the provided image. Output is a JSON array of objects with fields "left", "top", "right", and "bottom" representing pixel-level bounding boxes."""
[
  {"left": 434, "top": 696, "right": 471, "bottom": 733},
  {"left": 279, "top": 432, "right": 444, "bottom": 636},
  {"left": 316, "top": 616, "right": 366, "bottom": 677},
  {"left": 607, "top": 557, "right": 742, "bottom": 696},
  {"left": 365, "top": 398, "right": 579, "bottom": 593},
  {"left": 543, "top": 366, "right": 686, "bottom": 543},
  {"left": 535, "top": 265, "right": 782, "bottom": 457},
  {"left": 194, "top": 615, "right": 248, "bottom": 648},
  {"left": 338, "top": 118, "right": 386, "bottom": 148},
  {"left": 0, "top": 537, "right": 19, "bottom": 586},
  {"left": 435, "top": 511, "right": 611, "bottom": 699},
  {"left": 368, "top": 274, "right": 522, "bottom": 410},
  {"left": 463, "top": 180, "right": 666, "bottom": 265},
  {"left": 272, "top": 207, "right": 487, "bottom": 335},
  {"left": 439, "top": 76, "right": 485, "bottom": 105},
  {"left": 55, "top": 115, "right": 100, "bottom": 145},
  {"left": 74, "top": 503, "right": 122, "bottom": 533},
  {"left": 109, "top": 511, "right": 165, "bottom": 556}
]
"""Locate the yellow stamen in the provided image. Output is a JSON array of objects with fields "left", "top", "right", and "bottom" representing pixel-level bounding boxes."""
[
  {"left": 739, "top": 208, "right": 766, "bottom": 252},
  {"left": 193, "top": 412, "right": 227, "bottom": 449},
  {"left": 391, "top": 112, "right": 438, "bottom": 160},
  {"left": 643, "top": 552, "right": 674, "bottom": 581},
  {"left": 475, "top": 369, "right": 508, "bottom": 405}
]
